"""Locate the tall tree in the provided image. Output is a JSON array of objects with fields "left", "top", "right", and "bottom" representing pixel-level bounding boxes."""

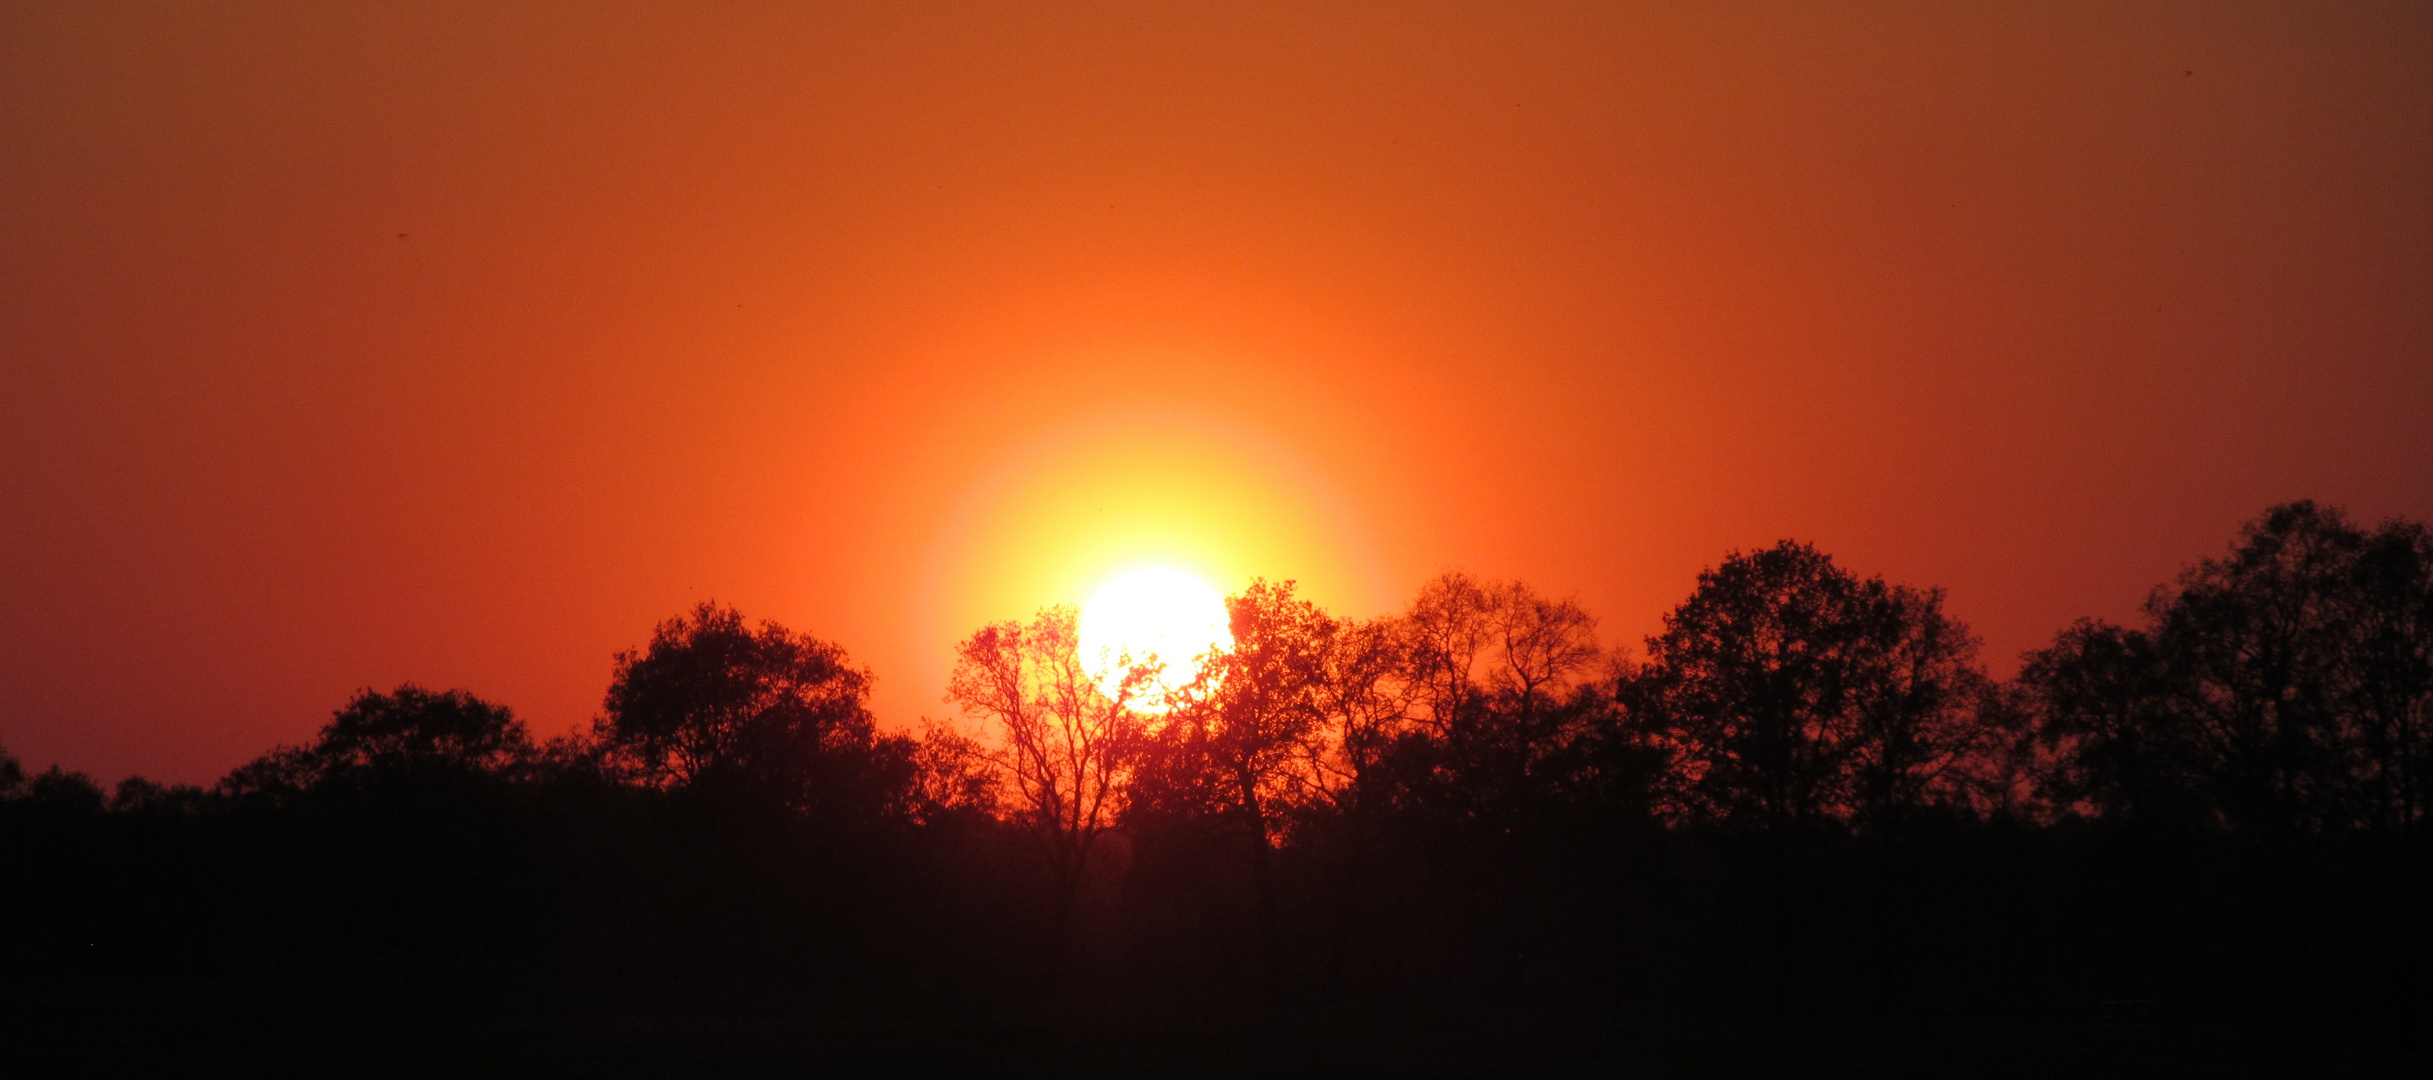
[
  {"left": 1165, "top": 584, "right": 1331, "bottom": 859},
  {"left": 944, "top": 605, "right": 1147, "bottom": 936},
  {"left": 2156, "top": 502, "right": 2375, "bottom": 834},
  {"left": 2345, "top": 515, "right": 2433, "bottom": 839},
  {"left": 1131, "top": 579, "right": 1335, "bottom": 994},
  {"left": 2021, "top": 619, "right": 2193, "bottom": 826},
  {"left": 1403, "top": 571, "right": 1499, "bottom": 735},
  {"left": 1840, "top": 583, "right": 2000, "bottom": 831},
  {"left": 1621, "top": 542, "right": 1993, "bottom": 838},
  {"left": 597, "top": 602, "right": 913, "bottom": 820},
  {"left": 1301, "top": 614, "right": 1416, "bottom": 817},
  {"left": 2036, "top": 502, "right": 2433, "bottom": 837},
  {"left": 1387, "top": 573, "right": 1605, "bottom": 825}
]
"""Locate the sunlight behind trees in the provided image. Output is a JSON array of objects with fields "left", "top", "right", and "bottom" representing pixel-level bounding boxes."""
[
  {"left": 5, "top": 501, "right": 2429, "bottom": 1055},
  {"left": 1076, "top": 567, "right": 1232, "bottom": 712}
]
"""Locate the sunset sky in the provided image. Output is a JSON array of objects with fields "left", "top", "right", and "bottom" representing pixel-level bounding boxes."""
[{"left": 4, "top": 2, "right": 2428, "bottom": 786}]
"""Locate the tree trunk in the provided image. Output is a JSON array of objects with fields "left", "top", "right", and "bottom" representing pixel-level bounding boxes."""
[{"left": 1240, "top": 767, "right": 1282, "bottom": 1008}]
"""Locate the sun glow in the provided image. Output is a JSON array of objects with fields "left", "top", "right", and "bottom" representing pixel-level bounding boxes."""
[{"left": 1077, "top": 567, "right": 1232, "bottom": 712}]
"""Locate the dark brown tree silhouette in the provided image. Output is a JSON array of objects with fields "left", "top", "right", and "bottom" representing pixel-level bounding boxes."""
[
  {"left": 1840, "top": 582, "right": 2002, "bottom": 831},
  {"left": 1301, "top": 613, "right": 1416, "bottom": 817},
  {"left": 1142, "top": 580, "right": 1334, "bottom": 967},
  {"left": 1403, "top": 571, "right": 1501, "bottom": 733},
  {"left": 597, "top": 601, "right": 914, "bottom": 819},
  {"left": 1387, "top": 572, "right": 1604, "bottom": 825},
  {"left": 2028, "top": 502, "right": 2433, "bottom": 838},
  {"left": 1620, "top": 542, "right": 1993, "bottom": 838},
  {"left": 944, "top": 604, "right": 1148, "bottom": 940},
  {"left": 2022, "top": 619, "right": 2192, "bottom": 826},
  {"left": 0, "top": 737, "right": 23, "bottom": 798},
  {"left": 220, "top": 684, "right": 532, "bottom": 799}
]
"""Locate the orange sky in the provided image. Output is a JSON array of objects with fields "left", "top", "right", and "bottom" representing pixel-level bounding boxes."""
[{"left": 4, "top": 2, "right": 2429, "bottom": 785}]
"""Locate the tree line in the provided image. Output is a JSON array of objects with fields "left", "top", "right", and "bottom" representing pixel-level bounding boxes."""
[{"left": 4, "top": 500, "right": 2427, "bottom": 1060}]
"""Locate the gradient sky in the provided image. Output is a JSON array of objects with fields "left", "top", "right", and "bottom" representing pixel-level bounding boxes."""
[{"left": 5, "top": 2, "right": 2429, "bottom": 785}]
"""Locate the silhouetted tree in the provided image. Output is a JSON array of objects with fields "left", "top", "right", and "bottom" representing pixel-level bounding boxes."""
[
  {"left": 21, "top": 766, "right": 106, "bottom": 814},
  {"left": 2346, "top": 514, "right": 2433, "bottom": 840},
  {"left": 315, "top": 685, "right": 531, "bottom": 772},
  {"left": 203, "top": 685, "right": 540, "bottom": 984},
  {"left": 1403, "top": 571, "right": 1500, "bottom": 732},
  {"left": 1295, "top": 612, "right": 1417, "bottom": 1000},
  {"left": 1841, "top": 582, "right": 2002, "bottom": 830},
  {"left": 909, "top": 716, "right": 1003, "bottom": 824},
  {"left": 944, "top": 604, "right": 1147, "bottom": 940},
  {"left": 2160, "top": 502, "right": 2375, "bottom": 835},
  {"left": 597, "top": 602, "right": 915, "bottom": 820},
  {"left": 1384, "top": 573, "right": 1606, "bottom": 826},
  {"left": 218, "top": 684, "right": 531, "bottom": 801},
  {"left": 1621, "top": 542, "right": 1994, "bottom": 839},
  {"left": 1470, "top": 578, "right": 1605, "bottom": 823},
  {"left": 1137, "top": 579, "right": 1335, "bottom": 979},
  {"left": 1302, "top": 613, "right": 1416, "bottom": 818},
  {"left": 11, "top": 508, "right": 2431, "bottom": 1063},
  {"left": 2022, "top": 619, "right": 2195, "bottom": 826},
  {"left": 2027, "top": 502, "right": 2433, "bottom": 839},
  {"left": 108, "top": 776, "right": 207, "bottom": 815},
  {"left": 1147, "top": 581, "right": 1335, "bottom": 825}
]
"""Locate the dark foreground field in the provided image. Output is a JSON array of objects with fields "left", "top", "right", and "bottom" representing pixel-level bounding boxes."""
[{"left": 6, "top": 977, "right": 2422, "bottom": 1079}]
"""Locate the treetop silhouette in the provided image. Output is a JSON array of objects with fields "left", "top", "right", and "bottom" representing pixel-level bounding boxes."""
[{"left": 4, "top": 500, "right": 2428, "bottom": 1060}]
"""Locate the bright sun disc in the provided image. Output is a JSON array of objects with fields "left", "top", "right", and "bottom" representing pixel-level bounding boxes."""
[{"left": 1077, "top": 567, "right": 1232, "bottom": 712}]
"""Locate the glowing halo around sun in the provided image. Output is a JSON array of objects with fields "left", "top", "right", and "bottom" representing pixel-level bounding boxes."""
[{"left": 1077, "top": 567, "right": 1233, "bottom": 712}]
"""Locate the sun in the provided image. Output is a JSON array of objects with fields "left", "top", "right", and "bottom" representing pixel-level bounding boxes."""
[{"left": 1077, "top": 567, "right": 1232, "bottom": 712}]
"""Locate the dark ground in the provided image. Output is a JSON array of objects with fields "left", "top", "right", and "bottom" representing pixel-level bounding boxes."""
[{"left": 5, "top": 976, "right": 2422, "bottom": 1079}]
